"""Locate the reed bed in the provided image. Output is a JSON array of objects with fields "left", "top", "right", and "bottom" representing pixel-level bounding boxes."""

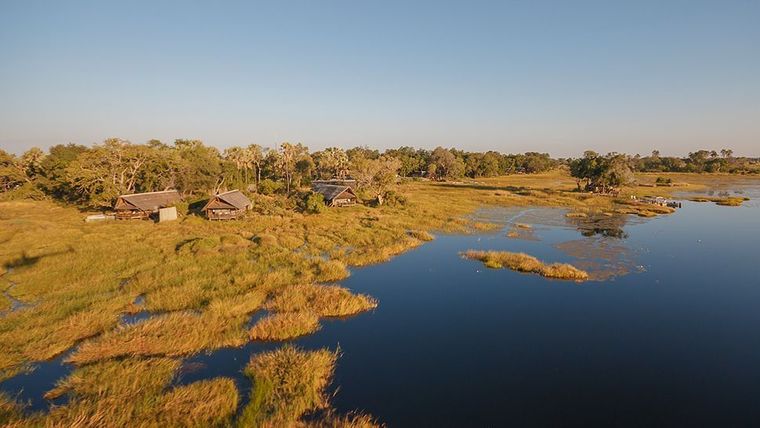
[
  {"left": 690, "top": 196, "right": 749, "bottom": 206},
  {"left": 240, "top": 345, "right": 337, "bottom": 426},
  {"left": 407, "top": 230, "right": 435, "bottom": 241},
  {"left": 250, "top": 312, "right": 321, "bottom": 341},
  {"left": 265, "top": 284, "right": 378, "bottom": 317},
  {"left": 462, "top": 250, "right": 589, "bottom": 281}
]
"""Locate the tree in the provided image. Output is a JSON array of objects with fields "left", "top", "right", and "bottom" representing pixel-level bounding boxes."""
[
  {"left": 570, "top": 151, "right": 634, "bottom": 191},
  {"left": 351, "top": 155, "right": 401, "bottom": 205},
  {"left": 20, "top": 147, "right": 45, "bottom": 179},
  {"left": 314, "top": 147, "right": 349, "bottom": 180},
  {"left": 0, "top": 149, "right": 28, "bottom": 192},
  {"left": 428, "top": 147, "right": 465, "bottom": 180},
  {"left": 276, "top": 142, "right": 309, "bottom": 193},
  {"left": 247, "top": 144, "right": 265, "bottom": 191},
  {"left": 174, "top": 139, "right": 223, "bottom": 195}
]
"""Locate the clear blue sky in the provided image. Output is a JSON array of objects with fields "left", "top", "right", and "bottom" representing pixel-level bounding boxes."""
[{"left": 1, "top": 0, "right": 758, "bottom": 156}]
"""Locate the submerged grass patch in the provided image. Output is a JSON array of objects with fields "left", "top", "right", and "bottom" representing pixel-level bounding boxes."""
[
  {"left": 462, "top": 250, "right": 589, "bottom": 281},
  {"left": 250, "top": 311, "right": 321, "bottom": 341}
]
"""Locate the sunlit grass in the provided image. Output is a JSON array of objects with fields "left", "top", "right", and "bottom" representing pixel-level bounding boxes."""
[
  {"left": 265, "top": 284, "right": 378, "bottom": 317},
  {"left": 250, "top": 311, "right": 321, "bottom": 341},
  {"left": 0, "top": 170, "right": 744, "bottom": 424},
  {"left": 239, "top": 345, "right": 337, "bottom": 426},
  {"left": 462, "top": 250, "right": 589, "bottom": 281}
]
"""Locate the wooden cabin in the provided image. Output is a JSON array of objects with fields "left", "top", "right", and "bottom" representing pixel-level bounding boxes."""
[
  {"left": 311, "top": 183, "right": 357, "bottom": 207},
  {"left": 114, "top": 190, "right": 181, "bottom": 220},
  {"left": 202, "top": 189, "right": 252, "bottom": 220}
]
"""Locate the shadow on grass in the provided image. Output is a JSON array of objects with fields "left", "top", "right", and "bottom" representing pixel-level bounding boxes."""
[{"left": 3, "top": 248, "right": 74, "bottom": 271}]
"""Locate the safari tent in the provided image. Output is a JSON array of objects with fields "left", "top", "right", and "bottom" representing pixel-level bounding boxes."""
[
  {"left": 202, "top": 189, "right": 252, "bottom": 220},
  {"left": 311, "top": 183, "right": 357, "bottom": 207},
  {"left": 114, "top": 190, "right": 181, "bottom": 220}
]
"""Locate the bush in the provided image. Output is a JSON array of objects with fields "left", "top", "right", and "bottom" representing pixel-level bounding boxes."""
[
  {"left": 303, "top": 192, "right": 327, "bottom": 214},
  {"left": 258, "top": 179, "right": 283, "bottom": 195},
  {"left": 655, "top": 176, "right": 672, "bottom": 185},
  {"left": 383, "top": 190, "right": 407, "bottom": 207}
]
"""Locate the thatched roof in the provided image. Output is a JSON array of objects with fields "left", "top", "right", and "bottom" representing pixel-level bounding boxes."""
[
  {"left": 202, "top": 190, "right": 252, "bottom": 211},
  {"left": 312, "top": 183, "right": 356, "bottom": 201},
  {"left": 115, "top": 190, "right": 181, "bottom": 212}
]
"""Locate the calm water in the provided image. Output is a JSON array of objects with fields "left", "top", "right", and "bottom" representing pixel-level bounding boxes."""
[{"left": 3, "top": 187, "right": 760, "bottom": 427}]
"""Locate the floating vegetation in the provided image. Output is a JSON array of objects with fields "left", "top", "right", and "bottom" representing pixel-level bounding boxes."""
[
  {"left": 565, "top": 211, "right": 588, "bottom": 218},
  {"left": 462, "top": 250, "right": 589, "bottom": 281},
  {"left": 506, "top": 223, "right": 539, "bottom": 241},
  {"left": 470, "top": 221, "right": 502, "bottom": 232},
  {"left": 249, "top": 311, "right": 321, "bottom": 341},
  {"left": 689, "top": 196, "right": 749, "bottom": 206}
]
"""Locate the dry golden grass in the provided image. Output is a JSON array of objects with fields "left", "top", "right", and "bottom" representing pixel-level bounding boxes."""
[
  {"left": 304, "top": 411, "right": 383, "bottom": 428},
  {"left": 689, "top": 196, "right": 749, "bottom": 206},
  {"left": 41, "top": 357, "right": 238, "bottom": 427},
  {"left": 265, "top": 284, "right": 378, "bottom": 317},
  {"left": 462, "top": 250, "right": 589, "bottom": 281},
  {"left": 0, "top": 392, "right": 25, "bottom": 427},
  {"left": 156, "top": 378, "right": 239, "bottom": 427},
  {"left": 240, "top": 346, "right": 337, "bottom": 426},
  {"left": 250, "top": 312, "right": 321, "bottom": 341},
  {"left": 407, "top": 230, "right": 435, "bottom": 241}
]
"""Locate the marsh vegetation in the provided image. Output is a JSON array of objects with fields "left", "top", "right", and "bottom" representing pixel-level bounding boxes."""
[
  {"left": 0, "top": 168, "right": 755, "bottom": 425},
  {"left": 462, "top": 250, "right": 589, "bottom": 281}
]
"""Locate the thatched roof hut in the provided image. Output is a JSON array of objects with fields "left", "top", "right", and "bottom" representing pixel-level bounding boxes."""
[
  {"left": 312, "top": 183, "right": 357, "bottom": 207},
  {"left": 202, "top": 190, "right": 252, "bottom": 220},
  {"left": 114, "top": 190, "right": 181, "bottom": 220}
]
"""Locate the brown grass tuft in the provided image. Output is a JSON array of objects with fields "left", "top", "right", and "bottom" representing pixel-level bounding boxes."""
[
  {"left": 265, "top": 284, "right": 377, "bottom": 317},
  {"left": 240, "top": 345, "right": 337, "bottom": 426},
  {"left": 250, "top": 312, "right": 321, "bottom": 341},
  {"left": 462, "top": 250, "right": 589, "bottom": 281},
  {"left": 407, "top": 230, "right": 435, "bottom": 241}
]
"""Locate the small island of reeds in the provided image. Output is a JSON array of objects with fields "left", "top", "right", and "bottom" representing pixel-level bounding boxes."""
[{"left": 462, "top": 250, "right": 589, "bottom": 281}]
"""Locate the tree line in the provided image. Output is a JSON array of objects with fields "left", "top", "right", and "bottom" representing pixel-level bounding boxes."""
[
  {"left": 1, "top": 139, "right": 757, "bottom": 207},
  {"left": 0, "top": 139, "right": 558, "bottom": 207}
]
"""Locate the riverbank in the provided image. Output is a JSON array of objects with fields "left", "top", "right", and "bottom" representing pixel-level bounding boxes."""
[{"left": 0, "top": 171, "right": 754, "bottom": 426}]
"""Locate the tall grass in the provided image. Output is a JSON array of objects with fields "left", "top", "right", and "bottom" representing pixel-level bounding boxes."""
[
  {"left": 239, "top": 345, "right": 337, "bottom": 426},
  {"left": 250, "top": 312, "right": 321, "bottom": 341},
  {"left": 462, "top": 250, "right": 589, "bottom": 281},
  {"left": 265, "top": 284, "right": 377, "bottom": 317}
]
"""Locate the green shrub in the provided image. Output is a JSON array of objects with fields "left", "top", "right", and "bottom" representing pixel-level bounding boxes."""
[
  {"left": 258, "top": 179, "right": 283, "bottom": 195},
  {"left": 303, "top": 193, "right": 327, "bottom": 214}
]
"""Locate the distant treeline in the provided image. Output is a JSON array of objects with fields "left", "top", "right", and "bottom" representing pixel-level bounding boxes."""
[{"left": 0, "top": 139, "right": 757, "bottom": 207}]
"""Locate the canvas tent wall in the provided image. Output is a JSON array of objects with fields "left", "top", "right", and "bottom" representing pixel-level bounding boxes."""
[{"left": 311, "top": 183, "right": 357, "bottom": 207}]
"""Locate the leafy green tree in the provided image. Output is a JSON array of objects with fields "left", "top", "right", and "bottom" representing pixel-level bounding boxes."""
[
  {"left": 174, "top": 139, "right": 223, "bottom": 195},
  {"left": 351, "top": 155, "right": 401, "bottom": 205},
  {"left": 314, "top": 147, "right": 349, "bottom": 180},
  {"left": 428, "top": 147, "right": 465, "bottom": 180},
  {"left": 0, "top": 149, "right": 28, "bottom": 192}
]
